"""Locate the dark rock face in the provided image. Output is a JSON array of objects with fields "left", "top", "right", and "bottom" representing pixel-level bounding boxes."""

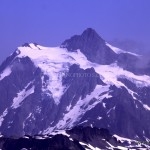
[
  {"left": 0, "top": 126, "right": 148, "bottom": 150},
  {"left": 62, "top": 64, "right": 104, "bottom": 99},
  {"left": 0, "top": 56, "right": 56, "bottom": 136},
  {"left": 0, "top": 135, "right": 85, "bottom": 150},
  {"left": 0, "top": 50, "right": 19, "bottom": 73},
  {"left": 0, "top": 126, "right": 125, "bottom": 150},
  {"left": 61, "top": 28, "right": 117, "bottom": 65},
  {"left": 78, "top": 83, "right": 150, "bottom": 140},
  {"left": 67, "top": 126, "right": 112, "bottom": 142}
]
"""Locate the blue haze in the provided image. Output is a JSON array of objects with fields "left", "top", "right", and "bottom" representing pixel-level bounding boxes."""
[{"left": 0, "top": 0, "right": 150, "bottom": 63}]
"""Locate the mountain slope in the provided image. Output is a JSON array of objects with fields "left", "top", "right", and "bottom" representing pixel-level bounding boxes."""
[{"left": 0, "top": 28, "right": 150, "bottom": 142}]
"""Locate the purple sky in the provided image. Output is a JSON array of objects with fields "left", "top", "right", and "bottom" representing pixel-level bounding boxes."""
[{"left": 0, "top": 0, "right": 150, "bottom": 63}]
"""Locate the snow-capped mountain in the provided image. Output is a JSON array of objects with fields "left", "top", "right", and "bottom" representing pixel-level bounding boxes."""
[{"left": 0, "top": 28, "right": 150, "bottom": 143}]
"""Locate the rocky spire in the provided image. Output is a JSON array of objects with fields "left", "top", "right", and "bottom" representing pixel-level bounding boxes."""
[{"left": 61, "top": 28, "right": 117, "bottom": 65}]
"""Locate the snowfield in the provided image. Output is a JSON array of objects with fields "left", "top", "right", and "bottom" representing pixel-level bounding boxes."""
[{"left": 15, "top": 43, "right": 150, "bottom": 105}]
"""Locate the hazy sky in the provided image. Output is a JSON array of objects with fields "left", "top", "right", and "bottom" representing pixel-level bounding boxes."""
[{"left": 0, "top": 0, "right": 150, "bottom": 63}]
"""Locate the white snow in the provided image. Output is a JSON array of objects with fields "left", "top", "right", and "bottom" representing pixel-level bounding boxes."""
[
  {"left": 113, "top": 134, "right": 150, "bottom": 149},
  {"left": 116, "top": 146, "right": 128, "bottom": 150},
  {"left": 93, "top": 63, "right": 150, "bottom": 88},
  {"left": 11, "top": 82, "right": 35, "bottom": 109},
  {"left": 90, "top": 124, "right": 93, "bottom": 128},
  {"left": 97, "top": 116, "right": 102, "bottom": 120},
  {"left": 17, "top": 44, "right": 150, "bottom": 105},
  {"left": 0, "top": 67, "right": 12, "bottom": 81},
  {"left": 79, "top": 142, "right": 101, "bottom": 150},
  {"left": 135, "top": 99, "right": 150, "bottom": 112},
  {"left": 107, "top": 106, "right": 115, "bottom": 116},
  {"left": 143, "top": 104, "right": 150, "bottom": 111},
  {"left": 106, "top": 43, "right": 140, "bottom": 56},
  {"left": 44, "top": 85, "right": 111, "bottom": 133},
  {"left": 51, "top": 130, "right": 70, "bottom": 137},
  {"left": 91, "top": 62, "right": 150, "bottom": 99},
  {"left": 69, "top": 138, "right": 73, "bottom": 141},
  {"left": 18, "top": 46, "right": 76, "bottom": 104},
  {"left": 23, "top": 113, "right": 33, "bottom": 129},
  {"left": 102, "top": 103, "right": 106, "bottom": 108},
  {"left": 35, "top": 136, "right": 45, "bottom": 140},
  {"left": 106, "top": 141, "right": 128, "bottom": 150},
  {"left": 29, "top": 43, "right": 39, "bottom": 50},
  {"left": 78, "top": 120, "right": 88, "bottom": 125},
  {"left": 113, "top": 134, "right": 133, "bottom": 143},
  {"left": 86, "top": 144, "right": 101, "bottom": 150},
  {"left": 36, "top": 106, "right": 41, "bottom": 113},
  {"left": 55, "top": 85, "right": 110, "bottom": 129},
  {"left": 66, "top": 104, "right": 72, "bottom": 112},
  {"left": 0, "top": 109, "right": 8, "bottom": 127},
  {"left": 23, "top": 136, "right": 30, "bottom": 139},
  {"left": 26, "top": 113, "right": 32, "bottom": 120}
]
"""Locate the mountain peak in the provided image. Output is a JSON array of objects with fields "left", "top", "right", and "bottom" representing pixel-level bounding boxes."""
[
  {"left": 61, "top": 28, "right": 104, "bottom": 49},
  {"left": 82, "top": 28, "right": 97, "bottom": 35},
  {"left": 61, "top": 28, "right": 116, "bottom": 64},
  {"left": 83, "top": 27, "right": 96, "bottom": 33},
  {"left": 81, "top": 28, "right": 102, "bottom": 40}
]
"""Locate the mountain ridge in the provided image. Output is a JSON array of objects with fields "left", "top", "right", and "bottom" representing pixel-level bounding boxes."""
[{"left": 1, "top": 126, "right": 150, "bottom": 150}]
